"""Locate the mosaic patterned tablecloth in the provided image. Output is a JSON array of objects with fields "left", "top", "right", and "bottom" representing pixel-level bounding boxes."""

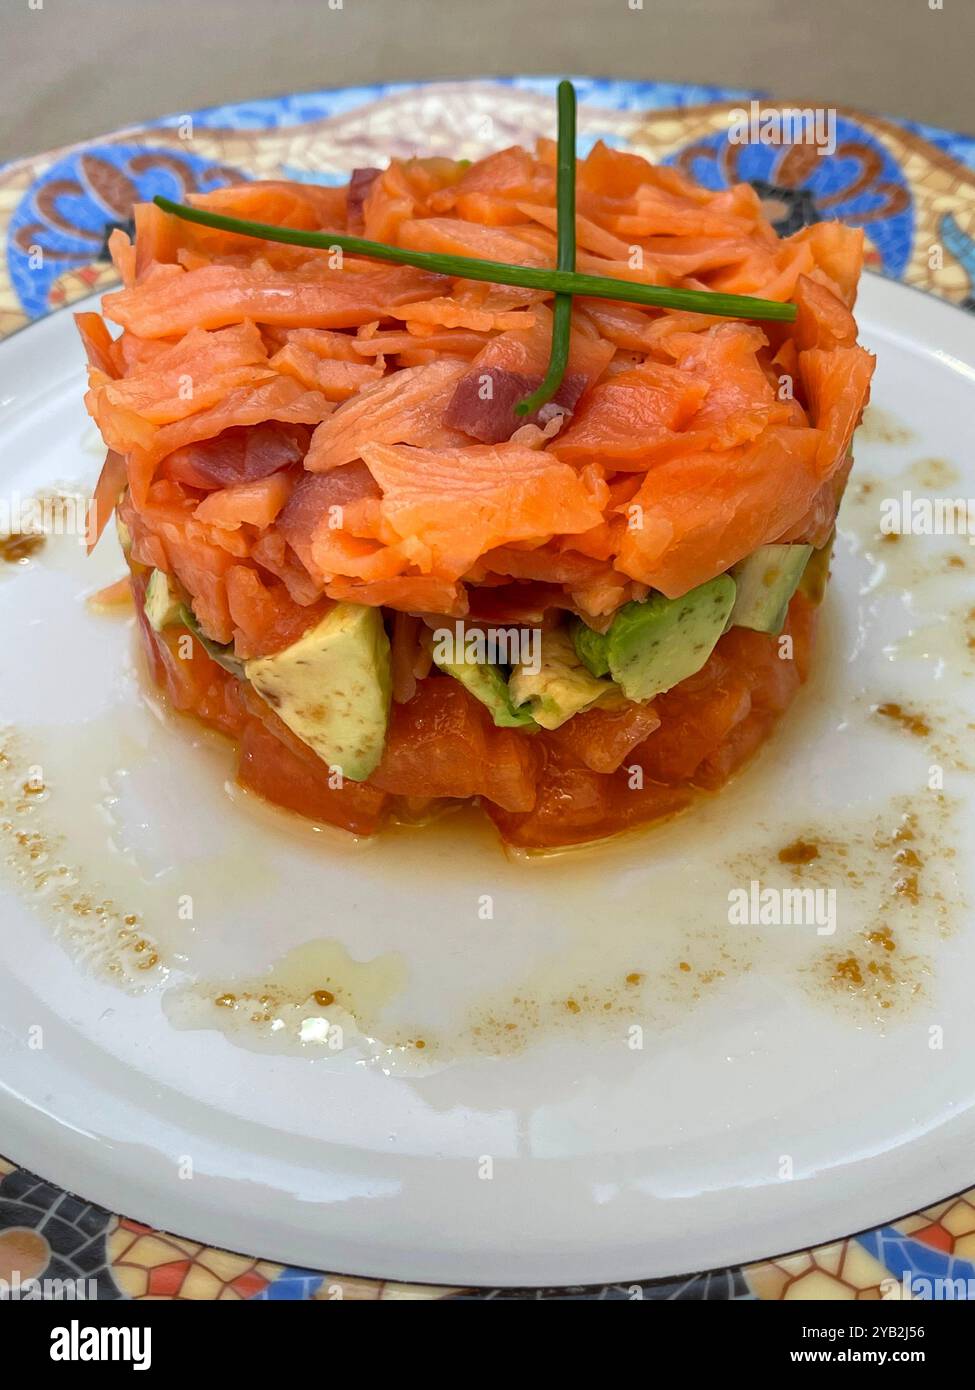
[{"left": 2, "top": 76, "right": 974, "bottom": 1301}]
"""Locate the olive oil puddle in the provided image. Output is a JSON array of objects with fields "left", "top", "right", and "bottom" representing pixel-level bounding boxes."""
[
  {"left": 155, "top": 784, "right": 965, "bottom": 1071},
  {"left": 0, "top": 726, "right": 165, "bottom": 989},
  {"left": 162, "top": 938, "right": 412, "bottom": 1062}
]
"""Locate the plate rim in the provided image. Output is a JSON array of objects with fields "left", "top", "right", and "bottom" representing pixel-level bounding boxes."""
[{"left": 2, "top": 203, "right": 975, "bottom": 1289}]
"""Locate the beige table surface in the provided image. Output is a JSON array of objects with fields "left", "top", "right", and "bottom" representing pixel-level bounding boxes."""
[{"left": 2, "top": 0, "right": 973, "bottom": 166}]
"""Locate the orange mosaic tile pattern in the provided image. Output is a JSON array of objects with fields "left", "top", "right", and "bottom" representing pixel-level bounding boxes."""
[
  {"left": 895, "top": 1191, "right": 975, "bottom": 1259},
  {"left": 746, "top": 1240, "right": 903, "bottom": 1301},
  {"left": 107, "top": 1219, "right": 281, "bottom": 1300}
]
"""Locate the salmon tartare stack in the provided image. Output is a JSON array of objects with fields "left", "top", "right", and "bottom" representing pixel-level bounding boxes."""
[{"left": 79, "top": 113, "right": 873, "bottom": 849}]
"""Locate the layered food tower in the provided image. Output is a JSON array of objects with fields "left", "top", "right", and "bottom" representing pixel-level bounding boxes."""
[{"left": 80, "top": 136, "right": 874, "bottom": 848}]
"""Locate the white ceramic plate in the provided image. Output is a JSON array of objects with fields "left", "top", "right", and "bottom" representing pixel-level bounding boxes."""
[{"left": 1, "top": 275, "right": 974, "bottom": 1288}]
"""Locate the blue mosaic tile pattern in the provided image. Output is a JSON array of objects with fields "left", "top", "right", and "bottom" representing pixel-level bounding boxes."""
[
  {"left": 669, "top": 115, "right": 914, "bottom": 277},
  {"left": 7, "top": 144, "right": 238, "bottom": 318}
]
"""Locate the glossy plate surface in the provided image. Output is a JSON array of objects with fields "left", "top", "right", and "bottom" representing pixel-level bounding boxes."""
[{"left": 0, "top": 274, "right": 973, "bottom": 1287}]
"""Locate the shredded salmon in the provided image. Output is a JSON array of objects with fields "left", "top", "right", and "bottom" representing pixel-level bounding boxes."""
[{"left": 81, "top": 144, "right": 873, "bottom": 646}]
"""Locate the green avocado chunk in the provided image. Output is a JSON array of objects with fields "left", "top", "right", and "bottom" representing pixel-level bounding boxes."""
[
  {"left": 144, "top": 568, "right": 183, "bottom": 632},
  {"left": 244, "top": 603, "right": 392, "bottom": 782},
  {"left": 798, "top": 531, "right": 834, "bottom": 606},
  {"left": 729, "top": 544, "right": 813, "bottom": 634},
  {"left": 571, "top": 619, "right": 611, "bottom": 678},
  {"left": 601, "top": 575, "right": 738, "bottom": 702},
  {"left": 434, "top": 656, "right": 537, "bottom": 728},
  {"left": 509, "top": 628, "right": 617, "bottom": 730}
]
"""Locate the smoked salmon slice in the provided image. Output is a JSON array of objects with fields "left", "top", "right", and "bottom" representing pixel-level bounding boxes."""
[
  {"left": 552, "top": 360, "right": 708, "bottom": 465},
  {"left": 193, "top": 470, "right": 295, "bottom": 530},
  {"left": 303, "top": 358, "right": 470, "bottom": 471},
  {"left": 359, "top": 439, "right": 607, "bottom": 579},
  {"left": 615, "top": 426, "right": 823, "bottom": 596},
  {"left": 103, "top": 262, "right": 449, "bottom": 337},
  {"left": 799, "top": 344, "right": 875, "bottom": 476}
]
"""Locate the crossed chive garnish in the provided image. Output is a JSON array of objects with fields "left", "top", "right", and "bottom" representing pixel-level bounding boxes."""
[{"left": 153, "top": 79, "right": 796, "bottom": 416}]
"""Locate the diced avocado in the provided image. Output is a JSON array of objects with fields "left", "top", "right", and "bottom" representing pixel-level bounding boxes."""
[
  {"left": 435, "top": 656, "right": 537, "bottom": 728},
  {"left": 605, "top": 576, "right": 737, "bottom": 702},
  {"left": 509, "top": 628, "right": 616, "bottom": 730},
  {"left": 244, "top": 602, "right": 391, "bottom": 781},
  {"left": 729, "top": 544, "right": 812, "bottom": 634},
  {"left": 799, "top": 531, "right": 834, "bottom": 606},
  {"left": 571, "top": 619, "right": 611, "bottom": 678},
  {"left": 116, "top": 513, "right": 132, "bottom": 557},
  {"left": 178, "top": 604, "right": 245, "bottom": 678},
  {"left": 144, "top": 568, "right": 183, "bottom": 632}
]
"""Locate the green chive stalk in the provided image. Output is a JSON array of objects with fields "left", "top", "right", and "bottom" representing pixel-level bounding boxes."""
[
  {"left": 152, "top": 194, "right": 797, "bottom": 323},
  {"left": 515, "top": 79, "right": 578, "bottom": 416}
]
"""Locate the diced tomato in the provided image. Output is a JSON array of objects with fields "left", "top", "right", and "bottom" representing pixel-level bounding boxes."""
[
  {"left": 719, "top": 624, "right": 801, "bottom": 716},
  {"left": 369, "top": 677, "right": 541, "bottom": 812},
  {"left": 693, "top": 710, "right": 776, "bottom": 790},
  {"left": 543, "top": 700, "right": 661, "bottom": 774},
  {"left": 485, "top": 747, "right": 690, "bottom": 848},
  {"left": 634, "top": 595, "right": 813, "bottom": 788},
  {"left": 633, "top": 653, "right": 752, "bottom": 784},
  {"left": 237, "top": 718, "right": 388, "bottom": 835},
  {"left": 782, "top": 590, "right": 818, "bottom": 682},
  {"left": 132, "top": 575, "right": 248, "bottom": 739}
]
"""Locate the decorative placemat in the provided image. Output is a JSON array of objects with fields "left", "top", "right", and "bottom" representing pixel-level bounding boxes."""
[{"left": 2, "top": 76, "right": 974, "bottom": 1300}]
